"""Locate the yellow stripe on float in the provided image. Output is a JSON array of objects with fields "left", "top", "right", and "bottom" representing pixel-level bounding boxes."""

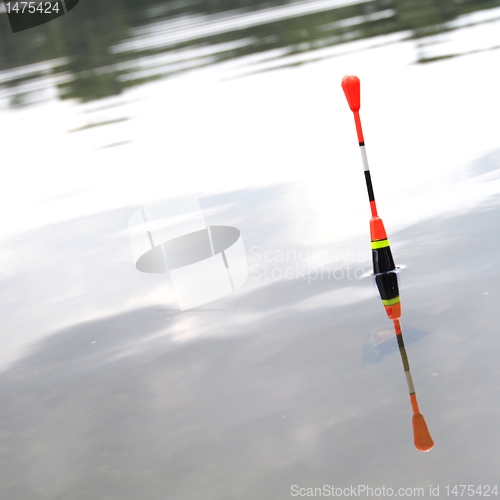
[
  {"left": 371, "top": 239, "right": 390, "bottom": 249},
  {"left": 381, "top": 296, "right": 400, "bottom": 306}
]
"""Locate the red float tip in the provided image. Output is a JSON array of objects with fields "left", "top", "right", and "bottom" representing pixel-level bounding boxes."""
[{"left": 341, "top": 74, "right": 361, "bottom": 112}]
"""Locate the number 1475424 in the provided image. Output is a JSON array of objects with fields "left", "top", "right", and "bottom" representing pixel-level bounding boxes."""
[{"left": 5, "top": 2, "right": 60, "bottom": 14}]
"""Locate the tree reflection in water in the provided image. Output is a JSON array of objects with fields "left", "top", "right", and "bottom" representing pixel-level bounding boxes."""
[{"left": 1, "top": 0, "right": 499, "bottom": 106}]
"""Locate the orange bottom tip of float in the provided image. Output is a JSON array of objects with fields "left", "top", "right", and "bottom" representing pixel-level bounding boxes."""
[{"left": 412, "top": 413, "right": 434, "bottom": 452}]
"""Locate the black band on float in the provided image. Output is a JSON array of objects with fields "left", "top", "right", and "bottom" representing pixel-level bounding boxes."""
[
  {"left": 364, "top": 171, "right": 375, "bottom": 202},
  {"left": 372, "top": 246, "right": 396, "bottom": 274},
  {"left": 375, "top": 271, "right": 399, "bottom": 301}
]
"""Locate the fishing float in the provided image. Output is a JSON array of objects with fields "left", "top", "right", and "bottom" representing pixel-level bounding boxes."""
[{"left": 341, "top": 74, "right": 434, "bottom": 452}]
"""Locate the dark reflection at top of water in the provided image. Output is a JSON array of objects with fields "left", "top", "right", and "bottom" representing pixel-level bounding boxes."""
[{"left": 1, "top": 0, "right": 500, "bottom": 107}]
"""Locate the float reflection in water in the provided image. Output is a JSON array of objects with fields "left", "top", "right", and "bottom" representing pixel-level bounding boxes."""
[
  {"left": 362, "top": 326, "right": 428, "bottom": 365},
  {"left": 341, "top": 74, "right": 434, "bottom": 452}
]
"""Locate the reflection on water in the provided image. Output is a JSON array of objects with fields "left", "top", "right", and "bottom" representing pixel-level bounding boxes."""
[
  {"left": 1, "top": 185, "right": 500, "bottom": 497},
  {"left": 362, "top": 325, "right": 428, "bottom": 365},
  {"left": 1, "top": 0, "right": 500, "bottom": 106}
]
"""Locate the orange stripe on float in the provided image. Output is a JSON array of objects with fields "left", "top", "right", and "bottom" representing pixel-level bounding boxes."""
[
  {"left": 410, "top": 393, "right": 420, "bottom": 414},
  {"left": 353, "top": 112, "right": 364, "bottom": 144},
  {"left": 370, "top": 216, "right": 387, "bottom": 241},
  {"left": 384, "top": 302, "right": 401, "bottom": 320},
  {"left": 393, "top": 319, "right": 402, "bottom": 335}
]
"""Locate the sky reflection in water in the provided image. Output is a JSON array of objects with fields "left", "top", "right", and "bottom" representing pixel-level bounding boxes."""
[{"left": 1, "top": 183, "right": 500, "bottom": 498}]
